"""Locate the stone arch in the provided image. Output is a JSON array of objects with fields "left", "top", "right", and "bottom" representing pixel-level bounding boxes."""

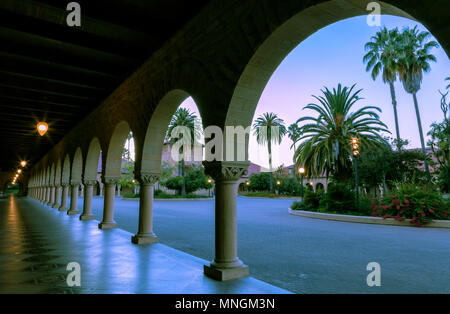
[
  {"left": 224, "top": 0, "right": 448, "bottom": 158},
  {"left": 61, "top": 155, "right": 71, "bottom": 185},
  {"left": 54, "top": 159, "right": 62, "bottom": 186},
  {"left": 85, "top": 137, "right": 102, "bottom": 182},
  {"left": 71, "top": 148, "right": 83, "bottom": 184},
  {"left": 49, "top": 163, "right": 56, "bottom": 186},
  {"left": 316, "top": 183, "right": 325, "bottom": 192},
  {"left": 141, "top": 89, "right": 194, "bottom": 174},
  {"left": 104, "top": 121, "right": 131, "bottom": 179}
]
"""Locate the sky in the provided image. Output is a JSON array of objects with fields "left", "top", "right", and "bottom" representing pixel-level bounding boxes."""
[{"left": 176, "top": 15, "right": 449, "bottom": 169}]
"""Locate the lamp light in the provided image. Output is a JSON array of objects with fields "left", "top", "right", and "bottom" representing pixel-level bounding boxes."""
[{"left": 37, "top": 122, "right": 48, "bottom": 136}]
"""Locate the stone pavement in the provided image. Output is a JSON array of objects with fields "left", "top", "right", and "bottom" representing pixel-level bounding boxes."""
[{"left": 0, "top": 195, "right": 289, "bottom": 294}]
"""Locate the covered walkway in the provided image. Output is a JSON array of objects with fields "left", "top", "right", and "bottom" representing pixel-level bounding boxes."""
[{"left": 0, "top": 195, "right": 288, "bottom": 294}]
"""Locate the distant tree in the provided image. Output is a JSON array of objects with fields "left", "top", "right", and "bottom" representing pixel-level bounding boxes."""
[
  {"left": 288, "top": 123, "right": 302, "bottom": 152},
  {"left": 253, "top": 113, "right": 287, "bottom": 193},
  {"left": 166, "top": 108, "right": 202, "bottom": 197},
  {"left": 295, "top": 84, "right": 390, "bottom": 183},
  {"left": 397, "top": 26, "right": 438, "bottom": 178},
  {"left": 364, "top": 27, "right": 402, "bottom": 149},
  {"left": 428, "top": 120, "right": 450, "bottom": 193}
]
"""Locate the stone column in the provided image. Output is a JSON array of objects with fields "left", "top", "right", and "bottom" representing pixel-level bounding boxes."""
[
  {"left": 80, "top": 180, "right": 96, "bottom": 221},
  {"left": 44, "top": 185, "right": 50, "bottom": 204},
  {"left": 49, "top": 185, "right": 56, "bottom": 207},
  {"left": 52, "top": 185, "right": 60, "bottom": 208},
  {"left": 202, "top": 161, "right": 250, "bottom": 281},
  {"left": 59, "top": 184, "right": 69, "bottom": 211},
  {"left": 99, "top": 183, "right": 103, "bottom": 196},
  {"left": 98, "top": 178, "right": 118, "bottom": 230},
  {"left": 67, "top": 182, "right": 81, "bottom": 215},
  {"left": 132, "top": 173, "right": 159, "bottom": 245},
  {"left": 117, "top": 185, "right": 121, "bottom": 197}
]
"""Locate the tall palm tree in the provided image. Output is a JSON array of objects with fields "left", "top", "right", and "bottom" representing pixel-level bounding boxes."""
[
  {"left": 253, "top": 113, "right": 287, "bottom": 193},
  {"left": 397, "top": 26, "right": 438, "bottom": 179},
  {"left": 288, "top": 123, "right": 302, "bottom": 152},
  {"left": 294, "top": 84, "right": 390, "bottom": 182},
  {"left": 363, "top": 27, "right": 402, "bottom": 150},
  {"left": 166, "top": 108, "right": 202, "bottom": 197}
]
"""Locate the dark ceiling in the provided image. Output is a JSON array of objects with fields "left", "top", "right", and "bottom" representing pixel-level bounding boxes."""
[{"left": 0, "top": 0, "right": 210, "bottom": 172}]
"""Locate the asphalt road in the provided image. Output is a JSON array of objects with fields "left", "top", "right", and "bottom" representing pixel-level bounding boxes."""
[{"left": 85, "top": 196, "right": 450, "bottom": 294}]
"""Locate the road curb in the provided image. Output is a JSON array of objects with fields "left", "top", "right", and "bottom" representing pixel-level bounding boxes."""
[{"left": 288, "top": 209, "right": 450, "bottom": 228}]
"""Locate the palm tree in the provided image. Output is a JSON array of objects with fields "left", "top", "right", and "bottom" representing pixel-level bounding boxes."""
[
  {"left": 294, "top": 84, "right": 390, "bottom": 182},
  {"left": 288, "top": 123, "right": 302, "bottom": 152},
  {"left": 363, "top": 27, "right": 402, "bottom": 150},
  {"left": 446, "top": 77, "right": 450, "bottom": 90},
  {"left": 253, "top": 113, "right": 287, "bottom": 193},
  {"left": 397, "top": 26, "right": 438, "bottom": 179},
  {"left": 166, "top": 108, "right": 202, "bottom": 197}
]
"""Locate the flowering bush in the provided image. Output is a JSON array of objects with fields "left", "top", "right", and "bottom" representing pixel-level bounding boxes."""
[{"left": 372, "top": 184, "right": 450, "bottom": 227}]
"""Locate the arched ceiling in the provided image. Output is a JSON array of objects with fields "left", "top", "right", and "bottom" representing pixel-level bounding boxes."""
[{"left": 0, "top": 0, "right": 210, "bottom": 171}]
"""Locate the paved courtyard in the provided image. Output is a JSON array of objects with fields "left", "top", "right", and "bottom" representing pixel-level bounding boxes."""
[
  {"left": 82, "top": 196, "right": 450, "bottom": 294},
  {"left": 0, "top": 195, "right": 289, "bottom": 294}
]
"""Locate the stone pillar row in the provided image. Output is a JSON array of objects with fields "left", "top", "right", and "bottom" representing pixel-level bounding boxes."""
[{"left": 27, "top": 161, "right": 251, "bottom": 282}]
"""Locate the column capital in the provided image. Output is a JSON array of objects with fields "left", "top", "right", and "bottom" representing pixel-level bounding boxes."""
[
  {"left": 103, "top": 177, "right": 119, "bottom": 186},
  {"left": 61, "top": 182, "right": 70, "bottom": 187},
  {"left": 138, "top": 172, "right": 160, "bottom": 186},
  {"left": 202, "top": 161, "right": 250, "bottom": 182},
  {"left": 70, "top": 180, "right": 82, "bottom": 186},
  {"left": 83, "top": 180, "right": 98, "bottom": 186}
]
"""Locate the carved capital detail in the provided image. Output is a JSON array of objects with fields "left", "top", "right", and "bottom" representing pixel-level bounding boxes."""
[
  {"left": 103, "top": 177, "right": 119, "bottom": 186},
  {"left": 83, "top": 180, "right": 98, "bottom": 186},
  {"left": 202, "top": 161, "right": 250, "bottom": 182},
  {"left": 61, "top": 183, "right": 69, "bottom": 187},
  {"left": 70, "top": 180, "right": 82, "bottom": 186},
  {"left": 139, "top": 173, "right": 160, "bottom": 186}
]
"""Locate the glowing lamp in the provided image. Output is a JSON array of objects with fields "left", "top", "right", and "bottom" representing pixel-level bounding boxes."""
[
  {"left": 20, "top": 161, "right": 27, "bottom": 167},
  {"left": 37, "top": 122, "right": 48, "bottom": 136},
  {"left": 298, "top": 167, "right": 305, "bottom": 175}
]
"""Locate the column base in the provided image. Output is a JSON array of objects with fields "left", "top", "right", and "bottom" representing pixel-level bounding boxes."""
[
  {"left": 131, "top": 234, "right": 158, "bottom": 245},
  {"left": 98, "top": 222, "right": 118, "bottom": 230},
  {"left": 204, "top": 263, "right": 250, "bottom": 281},
  {"left": 58, "top": 207, "right": 69, "bottom": 212},
  {"left": 67, "top": 210, "right": 80, "bottom": 216},
  {"left": 79, "top": 215, "right": 95, "bottom": 221},
  {"left": 51, "top": 203, "right": 59, "bottom": 209}
]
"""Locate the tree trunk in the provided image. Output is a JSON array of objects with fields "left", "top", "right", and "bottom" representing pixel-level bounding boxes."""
[
  {"left": 181, "top": 158, "right": 186, "bottom": 197},
  {"left": 268, "top": 141, "right": 274, "bottom": 193},
  {"left": 412, "top": 93, "right": 431, "bottom": 180},
  {"left": 389, "top": 82, "right": 401, "bottom": 150}
]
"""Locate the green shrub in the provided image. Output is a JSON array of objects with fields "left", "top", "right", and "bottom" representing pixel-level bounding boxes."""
[
  {"left": 319, "top": 183, "right": 356, "bottom": 213},
  {"left": 372, "top": 183, "right": 450, "bottom": 226},
  {"left": 303, "top": 189, "right": 323, "bottom": 209},
  {"left": 291, "top": 201, "right": 316, "bottom": 212}
]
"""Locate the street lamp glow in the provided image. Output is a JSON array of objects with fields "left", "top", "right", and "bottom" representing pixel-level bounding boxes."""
[
  {"left": 298, "top": 167, "right": 305, "bottom": 175},
  {"left": 20, "top": 161, "right": 27, "bottom": 167},
  {"left": 17, "top": 169, "right": 22, "bottom": 174},
  {"left": 37, "top": 122, "right": 48, "bottom": 136},
  {"left": 276, "top": 180, "right": 281, "bottom": 186}
]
